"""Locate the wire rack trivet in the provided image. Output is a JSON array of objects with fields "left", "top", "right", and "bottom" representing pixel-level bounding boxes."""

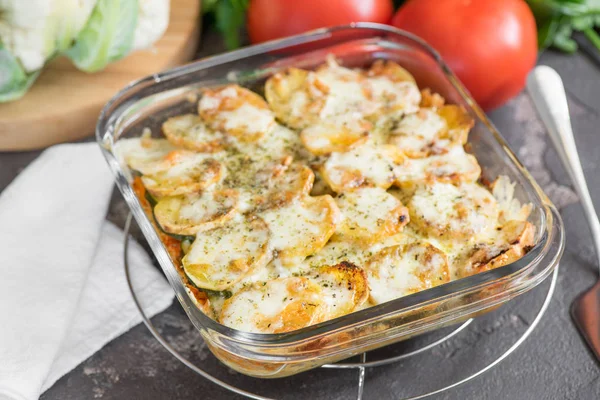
[{"left": 123, "top": 214, "right": 558, "bottom": 400}]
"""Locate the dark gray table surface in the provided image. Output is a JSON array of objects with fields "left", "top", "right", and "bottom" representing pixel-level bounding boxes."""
[{"left": 2, "top": 35, "right": 599, "bottom": 400}]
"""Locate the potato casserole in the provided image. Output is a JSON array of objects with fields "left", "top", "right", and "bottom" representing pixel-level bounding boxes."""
[{"left": 116, "top": 56, "right": 534, "bottom": 334}]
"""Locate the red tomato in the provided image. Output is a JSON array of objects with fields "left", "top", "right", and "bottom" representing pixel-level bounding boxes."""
[
  {"left": 247, "top": 0, "right": 394, "bottom": 44},
  {"left": 391, "top": 0, "right": 537, "bottom": 110}
]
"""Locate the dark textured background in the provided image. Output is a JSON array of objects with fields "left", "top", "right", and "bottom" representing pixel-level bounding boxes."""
[{"left": 1, "top": 30, "right": 599, "bottom": 399}]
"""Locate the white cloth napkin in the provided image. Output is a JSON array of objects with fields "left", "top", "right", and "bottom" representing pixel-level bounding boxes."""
[{"left": 0, "top": 143, "right": 174, "bottom": 400}]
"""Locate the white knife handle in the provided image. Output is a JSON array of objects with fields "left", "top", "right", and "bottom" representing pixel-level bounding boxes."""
[{"left": 527, "top": 65, "right": 600, "bottom": 268}]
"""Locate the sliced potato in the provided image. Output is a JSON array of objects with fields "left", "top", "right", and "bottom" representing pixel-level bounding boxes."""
[
  {"left": 301, "top": 61, "right": 376, "bottom": 155},
  {"left": 219, "top": 276, "right": 328, "bottom": 333},
  {"left": 119, "top": 137, "right": 177, "bottom": 174},
  {"left": 267, "top": 61, "right": 382, "bottom": 156},
  {"left": 223, "top": 158, "right": 314, "bottom": 212},
  {"left": 394, "top": 145, "right": 481, "bottom": 187},
  {"left": 265, "top": 67, "right": 319, "bottom": 129},
  {"left": 389, "top": 105, "right": 473, "bottom": 158},
  {"left": 365, "top": 241, "right": 450, "bottom": 305},
  {"left": 315, "top": 112, "right": 371, "bottom": 144},
  {"left": 364, "top": 59, "right": 421, "bottom": 116},
  {"left": 141, "top": 153, "right": 224, "bottom": 197},
  {"left": 154, "top": 189, "right": 239, "bottom": 235},
  {"left": 394, "top": 108, "right": 447, "bottom": 141},
  {"left": 222, "top": 153, "right": 290, "bottom": 190},
  {"left": 198, "top": 85, "right": 275, "bottom": 142},
  {"left": 334, "top": 187, "right": 409, "bottom": 246},
  {"left": 218, "top": 261, "right": 368, "bottom": 333},
  {"left": 305, "top": 238, "right": 364, "bottom": 268},
  {"left": 229, "top": 124, "right": 304, "bottom": 160},
  {"left": 321, "top": 144, "right": 404, "bottom": 192},
  {"left": 259, "top": 195, "right": 340, "bottom": 265},
  {"left": 300, "top": 117, "right": 371, "bottom": 155},
  {"left": 389, "top": 108, "right": 447, "bottom": 158},
  {"left": 260, "top": 163, "right": 315, "bottom": 209},
  {"left": 459, "top": 220, "right": 535, "bottom": 278},
  {"left": 408, "top": 181, "right": 498, "bottom": 240},
  {"left": 162, "top": 114, "right": 225, "bottom": 152},
  {"left": 182, "top": 215, "right": 271, "bottom": 291},
  {"left": 313, "top": 60, "right": 374, "bottom": 116},
  {"left": 312, "top": 261, "right": 369, "bottom": 319}
]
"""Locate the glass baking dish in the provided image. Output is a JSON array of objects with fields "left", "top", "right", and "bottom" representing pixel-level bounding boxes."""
[{"left": 96, "top": 23, "right": 564, "bottom": 378}]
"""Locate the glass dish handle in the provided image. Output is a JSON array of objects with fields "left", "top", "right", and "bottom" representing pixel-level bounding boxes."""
[{"left": 527, "top": 65, "right": 600, "bottom": 270}]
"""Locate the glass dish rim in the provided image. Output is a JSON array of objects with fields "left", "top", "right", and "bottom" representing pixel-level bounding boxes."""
[{"left": 96, "top": 22, "right": 564, "bottom": 346}]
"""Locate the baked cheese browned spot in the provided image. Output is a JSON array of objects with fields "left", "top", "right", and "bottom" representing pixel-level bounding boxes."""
[
  {"left": 266, "top": 59, "right": 382, "bottom": 155},
  {"left": 459, "top": 220, "right": 535, "bottom": 278}
]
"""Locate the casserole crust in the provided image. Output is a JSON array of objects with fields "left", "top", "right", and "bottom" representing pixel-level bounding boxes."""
[{"left": 118, "top": 56, "right": 534, "bottom": 334}]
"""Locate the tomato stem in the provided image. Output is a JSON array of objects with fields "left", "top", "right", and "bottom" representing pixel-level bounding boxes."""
[{"left": 583, "top": 28, "right": 600, "bottom": 52}]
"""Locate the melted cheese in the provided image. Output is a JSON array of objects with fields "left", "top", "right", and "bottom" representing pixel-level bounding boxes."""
[
  {"left": 458, "top": 220, "right": 535, "bottom": 278},
  {"left": 321, "top": 144, "right": 403, "bottom": 192},
  {"left": 366, "top": 241, "right": 450, "bottom": 304},
  {"left": 395, "top": 145, "right": 481, "bottom": 186},
  {"left": 315, "top": 65, "right": 373, "bottom": 119},
  {"left": 219, "top": 277, "right": 327, "bottom": 333},
  {"left": 162, "top": 114, "right": 225, "bottom": 152},
  {"left": 140, "top": 152, "right": 224, "bottom": 197},
  {"left": 334, "top": 187, "right": 409, "bottom": 246},
  {"left": 118, "top": 137, "right": 176, "bottom": 174},
  {"left": 312, "top": 262, "right": 368, "bottom": 319},
  {"left": 408, "top": 181, "right": 499, "bottom": 240},
  {"left": 154, "top": 189, "right": 239, "bottom": 235},
  {"left": 368, "top": 77, "right": 421, "bottom": 116},
  {"left": 223, "top": 103, "right": 275, "bottom": 136},
  {"left": 218, "top": 262, "right": 367, "bottom": 333},
  {"left": 182, "top": 215, "right": 271, "bottom": 291},
  {"left": 259, "top": 196, "right": 339, "bottom": 265},
  {"left": 394, "top": 109, "right": 446, "bottom": 140},
  {"left": 300, "top": 117, "right": 371, "bottom": 155},
  {"left": 222, "top": 158, "right": 314, "bottom": 213},
  {"left": 305, "top": 239, "right": 366, "bottom": 268},
  {"left": 199, "top": 85, "right": 275, "bottom": 141}
]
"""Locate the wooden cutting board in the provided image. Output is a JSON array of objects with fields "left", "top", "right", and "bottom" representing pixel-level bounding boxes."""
[{"left": 0, "top": 0, "right": 201, "bottom": 151}]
